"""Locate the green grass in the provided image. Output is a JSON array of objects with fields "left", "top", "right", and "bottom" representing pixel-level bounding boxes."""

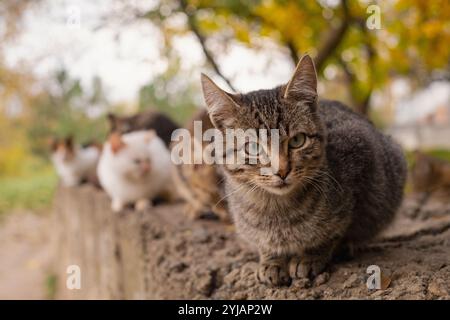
[
  {"left": 0, "top": 163, "right": 57, "bottom": 215},
  {"left": 425, "top": 149, "right": 450, "bottom": 162},
  {"left": 405, "top": 149, "right": 450, "bottom": 169},
  {"left": 46, "top": 273, "right": 58, "bottom": 299}
]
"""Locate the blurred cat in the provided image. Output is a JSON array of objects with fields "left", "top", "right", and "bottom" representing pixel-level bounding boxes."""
[
  {"left": 107, "top": 109, "right": 179, "bottom": 147},
  {"left": 97, "top": 130, "right": 172, "bottom": 212},
  {"left": 410, "top": 151, "right": 450, "bottom": 199},
  {"left": 51, "top": 136, "right": 100, "bottom": 187},
  {"left": 171, "top": 109, "right": 229, "bottom": 221},
  {"left": 201, "top": 55, "right": 407, "bottom": 286}
]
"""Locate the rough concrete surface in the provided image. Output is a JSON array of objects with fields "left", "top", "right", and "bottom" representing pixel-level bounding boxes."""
[{"left": 54, "top": 185, "right": 449, "bottom": 300}]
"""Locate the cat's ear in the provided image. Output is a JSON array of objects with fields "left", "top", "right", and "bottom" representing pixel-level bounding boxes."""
[
  {"left": 49, "top": 138, "right": 59, "bottom": 152},
  {"left": 107, "top": 112, "right": 117, "bottom": 131},
  {"left": 65, "top": 136, "right": 74, "bottom": 151},
  {"left": 201, "top": 73, "right": 240, "bottom": 129},
  {"left": 284, "top": 54, "right": 317, "bottom": 104},
  {"left": 144, "top": 130, "right": 156, "bottom": 143},
  {"left": 109, "top": 133, "right": 126, "bottom": 154}
]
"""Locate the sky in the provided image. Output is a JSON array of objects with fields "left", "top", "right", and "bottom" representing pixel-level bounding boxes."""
[
  {"left": 3, "top": 0, "right": 293, "bottom": 104},
  {"left": 395, "top": 81, "right": 450, "bottom": 126}
]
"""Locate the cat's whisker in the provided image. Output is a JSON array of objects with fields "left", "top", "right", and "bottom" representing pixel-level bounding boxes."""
[
  {"left": 314, "top": 170, "right": 344, "bottom": 194},
  {"left": 216, "top": 175, "right": 227, "bottom": 186},
  {"left": 199, "top": 61, "right": 406, "bottom": 288},
  {"left": 302, "top": 175, "right": 330, "bottom": 205},
  {"left": 214, "top": 183, "right": 248, "bottom": 207}
]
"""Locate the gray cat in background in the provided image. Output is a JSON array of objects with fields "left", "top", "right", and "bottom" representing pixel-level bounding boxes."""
[{"left": 201, "top": 55, "right": 407, "bottom": 286}]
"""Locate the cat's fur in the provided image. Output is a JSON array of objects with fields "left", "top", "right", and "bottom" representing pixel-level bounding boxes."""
[
  {"left": 171, "top": 109, "right": 229, "bottom": 221},
  {"left": 51, "top": 137, "right": 100, "bottom": 187},
  {"left": 97, "top": 130, "right": 172, "bottom": 212},
  {"left": 107, "top": 109, "right": 179, "bottom": 147},
  {"left": 201, "top": 55, "right": 407, "bottom": 286},
  {"left": 411, "top": 151, "right": 450, "bottom": 199}
]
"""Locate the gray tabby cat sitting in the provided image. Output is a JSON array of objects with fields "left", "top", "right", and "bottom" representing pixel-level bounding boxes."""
[{"left": 201, "top": 55, "right": 407, "bottom": 286}]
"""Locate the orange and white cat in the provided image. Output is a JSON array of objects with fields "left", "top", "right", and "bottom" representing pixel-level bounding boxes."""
[
  {"left": 97, "top": 130, "right": 172, "bottom": 212},
  {"left": 51, "top": 137, "right": 100, "bottom": 187}
]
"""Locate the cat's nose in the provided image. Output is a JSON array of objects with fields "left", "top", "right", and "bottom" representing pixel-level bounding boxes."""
[
  {"left": 276, "top": 169, "right": 290, "bottom": 180},
  {"left": 141, "top": 162, "right": 151, "bottom": 173},
  {"left": 275, "top": 156, "right": 290, "bottom": 179}
]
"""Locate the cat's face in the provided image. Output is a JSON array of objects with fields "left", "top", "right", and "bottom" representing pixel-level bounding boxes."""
[
  {"left": 51, "top": 136, "right": 75, "bottom": 163},
  {"left": 108, "top": 131, "right": 154, "bottom": 182},
  {"left": 107, "top": 113, "right": 134, "bottom": 134},
  {"left": 202, "top": 55, "right": 326, "bottom": 195}
]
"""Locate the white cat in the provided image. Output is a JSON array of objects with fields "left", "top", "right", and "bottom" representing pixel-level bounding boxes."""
[
  {"left": 51, "top": 137, "right": 100, "bottom": 187},
  {"left": 97, "top": 130, "right": 172, "bottom": 212}
]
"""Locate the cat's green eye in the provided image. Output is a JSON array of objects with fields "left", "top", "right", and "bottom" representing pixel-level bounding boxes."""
[
  {"left": 244, "top": 141, "right": 265, "bottom": 157},
  {"left": 288, "top": 133, "right": 307, "bottom": 148}
]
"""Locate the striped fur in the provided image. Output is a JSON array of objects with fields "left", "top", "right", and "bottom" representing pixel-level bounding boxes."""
[
  {"left": 170, "top": 109, "right": 229, "bottom": 221},
  {"left": 201, "top": 56, "right": 407, "bottom": 286}
]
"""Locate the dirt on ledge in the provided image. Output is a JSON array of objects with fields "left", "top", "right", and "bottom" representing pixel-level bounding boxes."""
[{"left": 54, "top": 186, "right": 450, "bottom": 300}]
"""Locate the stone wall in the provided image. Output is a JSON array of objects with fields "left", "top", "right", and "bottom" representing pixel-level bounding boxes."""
[
  {"left": 53, "top": 185, "right": 252, "bottom": 299},
  {"left": 53, "top": 185, "right": 450, "bottom": 300}
]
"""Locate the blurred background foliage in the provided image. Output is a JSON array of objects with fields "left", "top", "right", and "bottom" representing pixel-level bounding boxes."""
[
  {"left": 0, "top": 0, "right": 449, "bottom": 213},
  {"left": 146, "top": 0, "right": 449, "bottom": 114}
]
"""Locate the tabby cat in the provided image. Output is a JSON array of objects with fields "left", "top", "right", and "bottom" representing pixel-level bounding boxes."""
[
  {"left": 107, "top": 109, "right": 179, "bottom": 147},
  {"left": 171, "top": 109, "right": 229, "bottom": 221},
  {"left": 201, "top": 55, "right": 407, "bottom": 286}
]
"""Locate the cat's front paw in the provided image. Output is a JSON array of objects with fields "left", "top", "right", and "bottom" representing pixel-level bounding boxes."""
[
  {"left": 135, "top": 199, "right": 152, "bottom": 212},
  {"left": 256, "top": 263, "right": 291, "bottom": 287},
  {"left": 112, "top": 199, "right": 125, "bottom": 213},
  {"left": 289, "top": 255, "right": 328, "bottom": 279},
  {"left": 184, "top": 204, "right": 203, "bottom": 220}
]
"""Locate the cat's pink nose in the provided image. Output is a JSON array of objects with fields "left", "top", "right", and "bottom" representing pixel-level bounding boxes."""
[
  {"left": 276, "top": 169, "right": 290, "bottom": 180},
  {"left": 141, "top": 163, "right": 151, "bottom": 173},
  {"left": 275, "top": 155, "right": 290, "bottom": 179},
  {"left": 276, "top": 164, "right": 290, "bottom": 179}
]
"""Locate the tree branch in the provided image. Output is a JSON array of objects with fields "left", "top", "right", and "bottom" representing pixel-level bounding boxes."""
[
  {"left": 178, "top": 0, "right": 236, "bottom": 92},
  {"left": 250, "top": 0, "right": 350, "bottom": 69},
  {"left": 357, "top": 19, "right": 375, "bottom": 116},
  {"left": 314, "top": 0, "right": 350, "bottom": 71},
  {"left": 337, "top": 18, "right": 375, "bottom": 117},
  {"left": 338, "top": 57, "right": 371, "bottom": 116},
  {"left": 286, "top": 40, "right": 299, "bottom": 65}
]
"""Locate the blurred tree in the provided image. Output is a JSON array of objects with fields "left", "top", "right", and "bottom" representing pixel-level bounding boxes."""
[
  {"left": 137, "top": 0, "right": 450, "bottom": 116},
  {"left": 0, "top": 0, "right": 36, "bottom": 41},
  {"left": 0, "top": 55, "right": 37, "bottom": 175},
  {"left": 138, "top": 57, "right": 199, "bottom": 125},
  {"left": 0, "top": 111, "right": 29, "bottom": 176},
  {"left": 27, "top": 69, "right": 110, "bottom": 157}
]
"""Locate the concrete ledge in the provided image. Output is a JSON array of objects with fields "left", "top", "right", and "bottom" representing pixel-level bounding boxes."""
[{"left": 53, "top": 185, "right": 450, "bottom": 299}]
